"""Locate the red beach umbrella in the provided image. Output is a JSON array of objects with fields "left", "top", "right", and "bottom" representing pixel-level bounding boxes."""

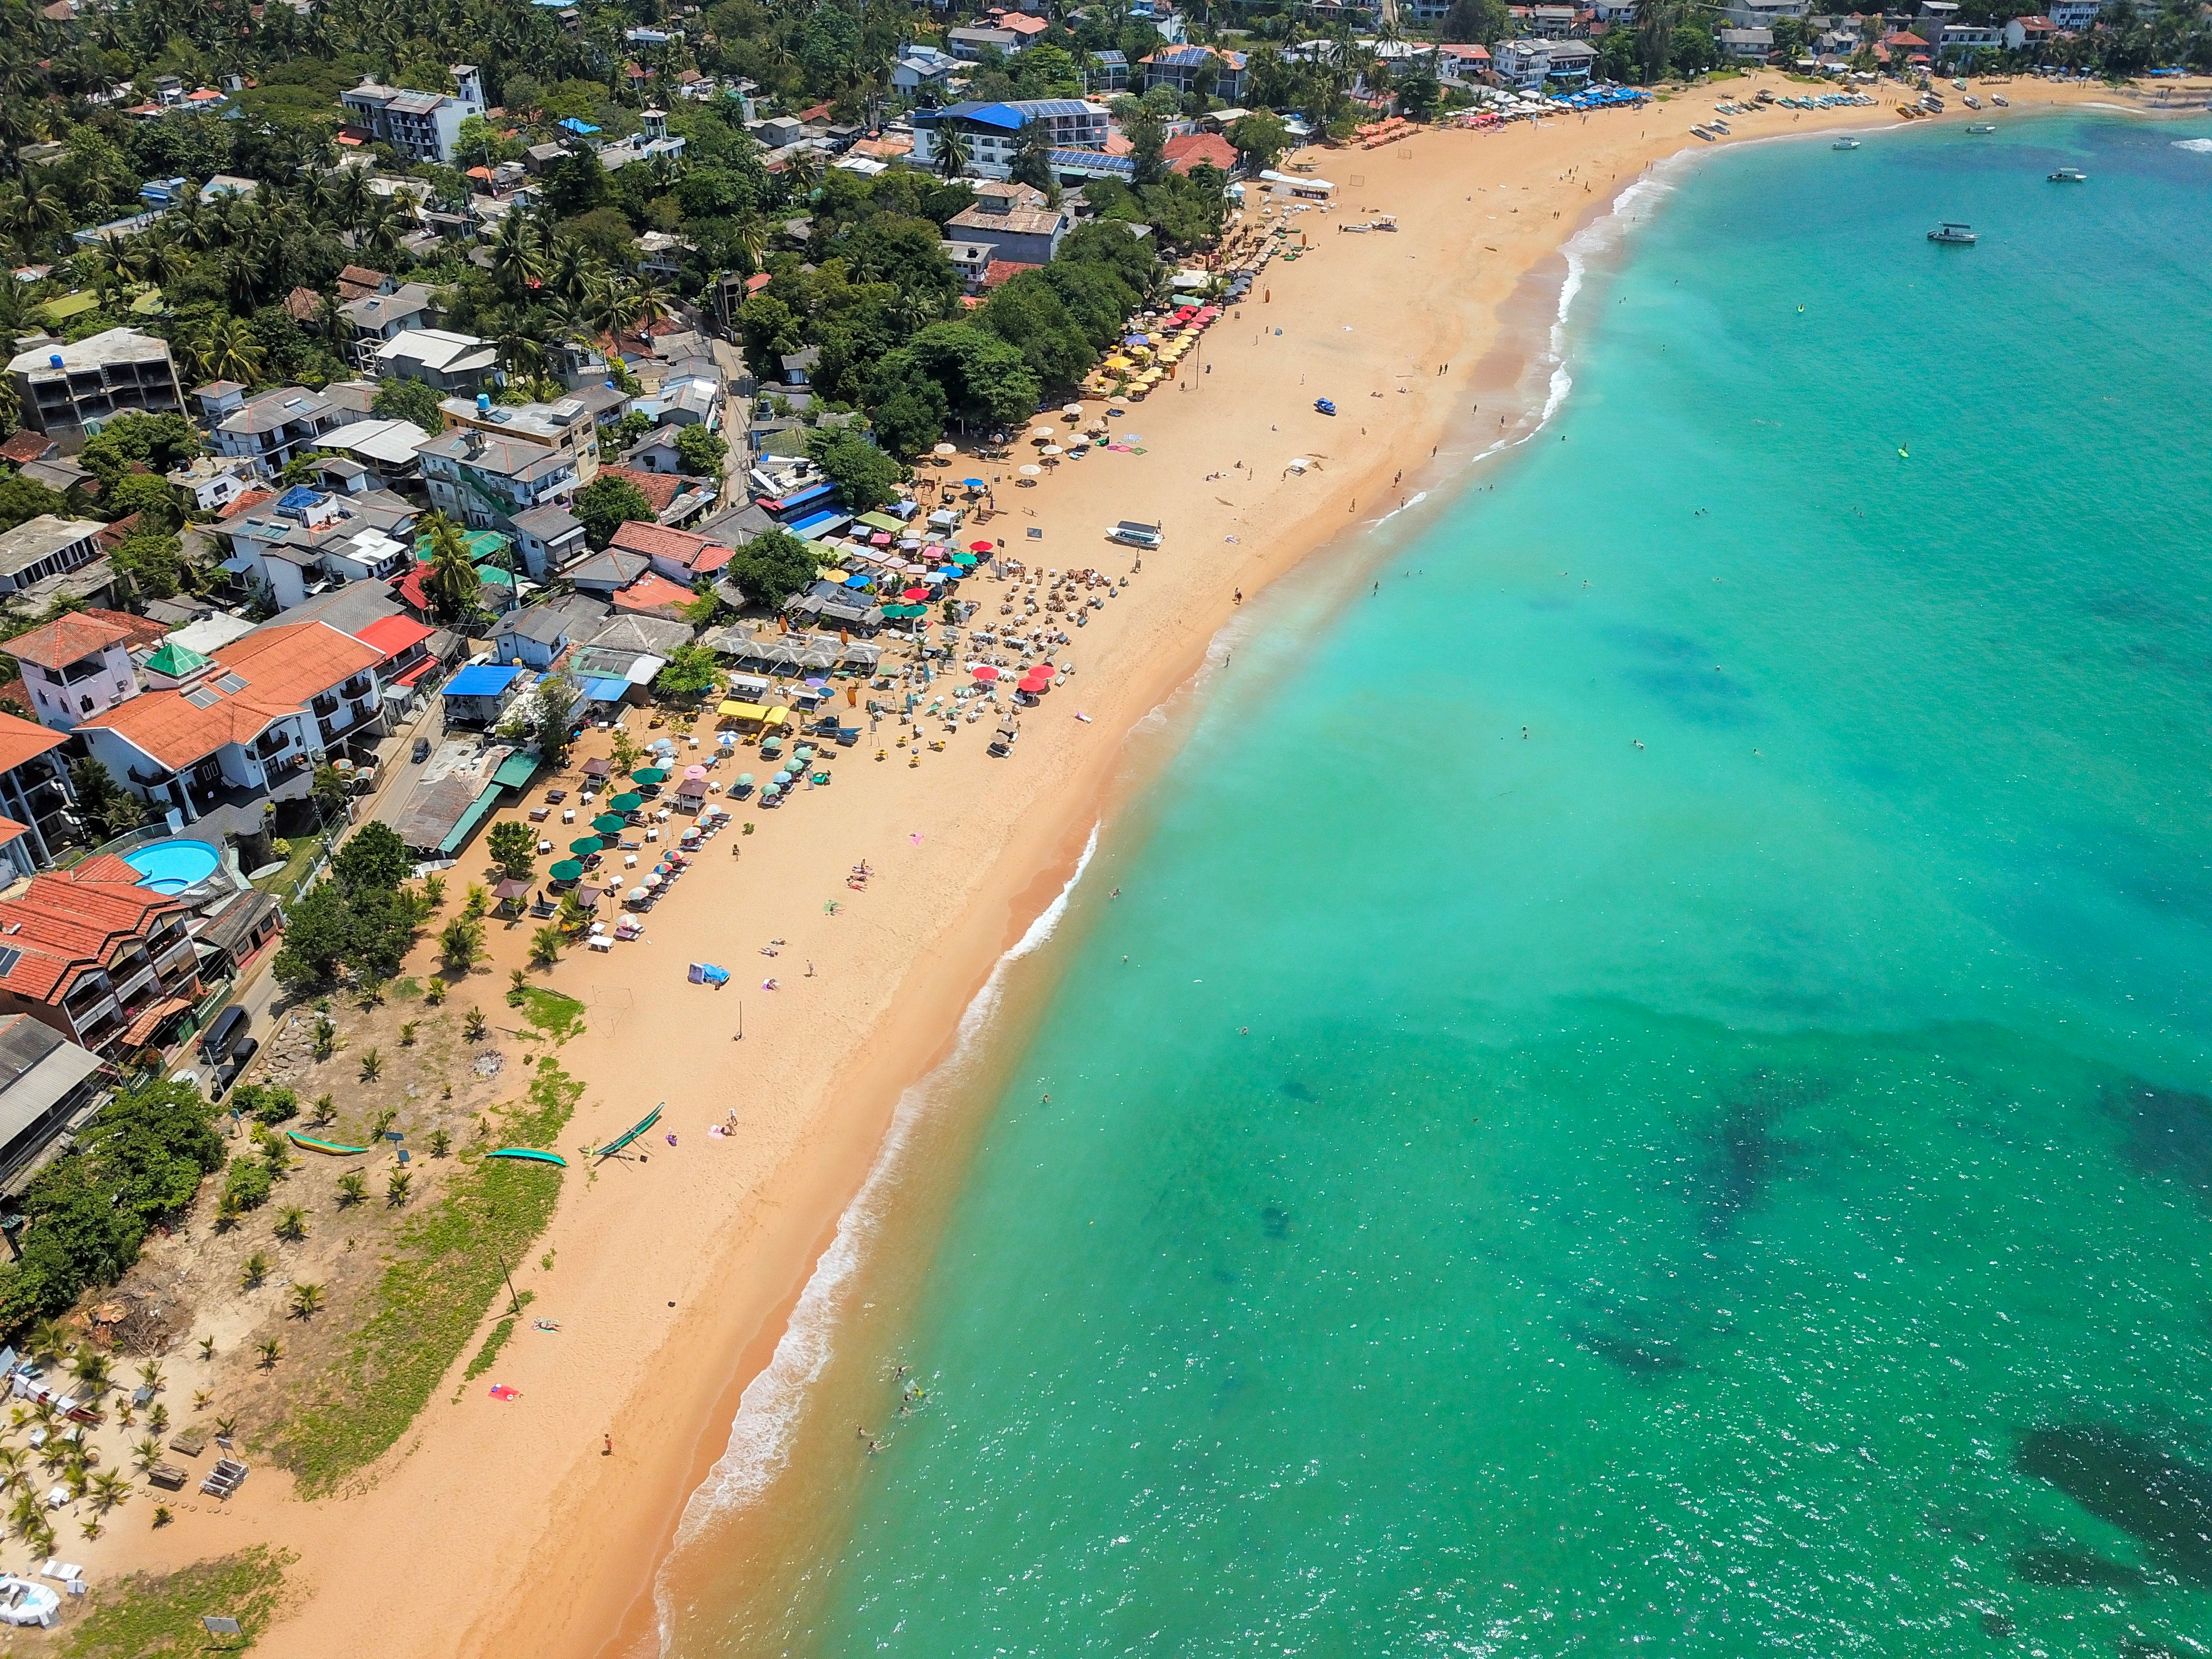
[
  {"left": 901, "top": 586, "right": 928, "bottom": 602},
  {"left": 972, "top": 665, "right": 1001, "bottom": 681},
  {"left": 968, "top": 540, "right": 994, "bottom": 554}
]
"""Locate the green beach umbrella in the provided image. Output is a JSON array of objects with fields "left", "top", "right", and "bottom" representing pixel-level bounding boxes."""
[
  {"left": 631, "top": 766, "right": 668, "bottom": 785},
  {"left": 568, "top": 836, "right": 604, "bottom": 855},
  {"left": 548, "top": 859, "right": 583, "bottom": 883},
  {"left": 610, "top": 792, "right": 644, "bottom": 812},
  {"left": 592, "top": 813, "right": 628, "bottom": 834},
  {"left": 738, "top": 773, "right": 755, "bottom": 787}
]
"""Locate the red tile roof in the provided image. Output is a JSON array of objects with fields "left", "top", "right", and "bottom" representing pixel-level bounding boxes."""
[
  {"left": 745, "top": 272, "right": 774, "bottom": 295},
  {"left": 3, "top": 612, "right": 136, "bottom": 671},
  {"left": 0, "top": 431, "right": 56, "bottom": 465},
  {"left": 601, "top": 466, "right": 681, "bottom": 515},
  {"left": 0, "top": 711, "right": 66, "bottom": 775},
  {"left": 1164, "top": 132, "right": 1238, "bottom": 175},
  {"left": 0, "top": 855, "right": 190, "bottom": 1004},
  {"left": 219, "top": 487, "right": 276, "bottom": 521},
  {"left": 982, "top": 258, "right": 1041, "bottom": 289},
  {"left": 609, "top": 571, "right": 698, "bottom": 615},
  {"left": 0, "top": 816, "right": 26, "bottom": 848},
  {"left": 80, "top": 621, "right": 382, "bottom": 771},
  {"left": 609, "top": 520, "right": 733, "bottom": 575}
]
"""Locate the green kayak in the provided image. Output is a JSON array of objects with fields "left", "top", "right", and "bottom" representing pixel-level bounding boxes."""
[
  {"left": 288, "top": 1131, "right": 369, "bottom": 1155},
  {"left": 487, "top": 1149, "right": 568, "bottom": 1167}
]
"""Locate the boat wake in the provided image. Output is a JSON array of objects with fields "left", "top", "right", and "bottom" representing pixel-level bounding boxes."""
[
  {"left": 2174, "top": 137, "right": 2212, "bottom": 153},
  {"left": 653, "top": 821, "right": 1102, "bottom": 1640}
]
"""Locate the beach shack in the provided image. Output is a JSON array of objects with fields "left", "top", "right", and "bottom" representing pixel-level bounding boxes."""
[
  {"left": 440, "top": 662, "right": 528, "bottom": 728},
  {"left": 1256, "top": 168, "right": 1335, "bottom": 201},
  {"left": 716, "top": 697, "right": 790, "bottom": 736}
]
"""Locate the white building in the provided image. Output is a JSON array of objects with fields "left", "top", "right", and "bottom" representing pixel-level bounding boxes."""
[
  {"left": 375, "top": 328, "right": 499, "bottom": 394},
  {"left": 3, "top": 612, "right": 143, "bottom": 733},
  {"left": 340, "top": 65, "right": 484, "bottom": 165}
]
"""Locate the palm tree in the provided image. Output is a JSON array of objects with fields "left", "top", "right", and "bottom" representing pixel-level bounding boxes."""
[
  {"left": 529, "top": 925, "right": 564, "bottom": 969},
  {"left": 255, "top": 1338, "right": 281, "bottom": 1370},
  {"left": 420, "top": 511, "right": 483, "bottom": 624},
  {"left": 289, "top": 1283, "right": 326, "bottom": 1319},
  {"left": 933, "top": 126, "right": 971, "bottom": 183},
  {"left": 358, "top": 1047, "right": 382, "bottom": 1082},
  {"left": 241, "top": 1250, "right": 270, "bottom": 1289},
  {"left": 490, "top": 208, "right": 548, "bottom": 296},
  {"left": 386, "top": 1169, "right": 412, "bottom": 1207},
  {"left": 196, "top": 315, "right": 265, "bottom": 385},
  {"left": 69, "top": 1350, "right": 112, "bottom": 1398},
  {"left": 730, "top": 212, "right": 771, "bottom": 275},
  {"left": 137, "top": 1360, "right": 164, "bottom": 1394},
  {"left": 274, "top": 1206, "right": 307, "bottom": 1242},
  {"left": 24, "top": 1318, "right": 71, "bottom": 1368},
  {"left": 87, "top": 1470, "right": 129, "bottom": 1514},
  {"left": 336, "top": 1171, "right": 368, "bottom": 1207}
]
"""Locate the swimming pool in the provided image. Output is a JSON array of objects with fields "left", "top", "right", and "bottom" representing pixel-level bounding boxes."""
[{"left": 122, "top": 838, "right": 220, "bottom": 894}]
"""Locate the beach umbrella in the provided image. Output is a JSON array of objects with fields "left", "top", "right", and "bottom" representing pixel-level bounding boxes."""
[
  {"left": 549, "top": 859, "right": 584, "bottom": 883},
  {"left": 972, "top": 664, "right": 1001, "bottom": 681},
  {"left": 963, "top": 477, "right": 985, "bottom": 488},
  {"left": 611, "top": 792, "right": 644, "bottom": 812},
  {"left": 1123, "top": 335, "right": 1149, "bottom": 347},
  {"left": 641, "top": 872, "right": 661, "bottom": 889},
  {"left": 844, "top": 571, "right": 872, "bottom": 587},
  {"left": 968, "top": 540, "right": 993, "bottom": 554},
  {"left": 1031, "top": 664, "right": 1057, "bottom": 680},
  {"left": 761, "top": 782, "right": 780, "bottom": 797},
  {"left": 592, "top": 812, "right": 627, "bottom": 835},
  {"left": 1040, "top": 445, "right": 1062, "bottom": 457},
  {"left": 1029, "top": 425, "right": 1056, "bottom": 440},
  {"left": 683, "top": 764, "right": 708, "bottom": 781},
  {"left": 632, "top": 767, "right": 667, "bottom": 785},
  {"left": 901, "top": 586, "right": 928, "bottom": 602},
  {"left": 569, "top": 836, "right": 604, "bottom": 854},
  {"left": 933, "top": 442, "right": 957, "bottom": 457},
  {"left": 1017, "top": 462, "right": 1042, "bottom": 476},
  {"left": 628, "top": 886, "right": 649, "bottom": 902},
  {"left": 738, "top": 773, "right": 755, "bottom": 787},
  {"left": 1061, "top": 403, "right": 1084, "bottom": 418}
]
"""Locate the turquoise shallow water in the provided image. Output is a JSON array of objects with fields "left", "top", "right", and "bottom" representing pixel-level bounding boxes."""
[{"left": 695, "top": 113, "right": 2212, "bottom": 1656}]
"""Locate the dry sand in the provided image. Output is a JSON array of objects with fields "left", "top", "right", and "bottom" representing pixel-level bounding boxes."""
[{"left": 69, "top": 71, "right": 2185, "bottom": 1659}]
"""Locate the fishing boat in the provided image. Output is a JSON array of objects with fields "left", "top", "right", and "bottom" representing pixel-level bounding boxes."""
[
  {"left": 1927, "top": 221, "right": 1979, "bottom": 244},
  {"left": 1963, "top": 93, "right": 1983, "bottom": 108},
  {"left": 1709, "top": 119, "right": 1730, "bottom": 133},
  {"left": 1895, "top": 103, "right": 1922, "bottom": 119},
  {"left": 1991, "top": 92, "right": 2010, "bottom": 106},
  {"left": 1833, "top": 137, "right": 1861, "bottom": 149},
  {"left": 1691, "top": 124, "right": 1717, "bottom": 141},
  {"left": 2048, "top": 166, "right": 2088, "bottom": 182},
  {"left": 1966, "top": 123, "right": 1997, "bottom": 133},
  {"left": 488, "top": 1149, "right": 568, "bottom": 1167},
  {"left": 288, "top": 1130, "right": 369, "bottom": 1155}
]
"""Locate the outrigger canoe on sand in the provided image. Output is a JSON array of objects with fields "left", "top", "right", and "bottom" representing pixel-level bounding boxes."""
[
  {"left": 288, "top": 1131, "right": 369, "bottom": 1155},
  {"left": 589, "top": 1104, "right": 662, "bottom": 1159},
  {"left": 487, "top": 1149, "right": 568, "bottom": 1167}
]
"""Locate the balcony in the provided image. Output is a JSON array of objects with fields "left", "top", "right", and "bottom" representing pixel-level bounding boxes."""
[
  {"left": 70, "top": 996, "right": 121, "bottom": 1042},
  {"left": 109, "top": 962, "right": 156, "bottom": 1003}
]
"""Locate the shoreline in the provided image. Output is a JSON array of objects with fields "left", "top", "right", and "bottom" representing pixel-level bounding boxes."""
[{"left": 75, "top": 74, "right": 2199, "bottom": 1659}]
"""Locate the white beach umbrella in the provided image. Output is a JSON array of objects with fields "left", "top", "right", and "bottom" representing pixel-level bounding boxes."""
[
  {"left": 933, "top": 442, "right": 957, "bottom": 457},
  {"left": 1060, "top": 403, "right": 1084, "bottom": 418},
  {"left": 1018, "top": 463, "right": 1041, "bottom": 476},
  {"left": 1029, "top": 425, "right": 1056, "bottom": 440}
]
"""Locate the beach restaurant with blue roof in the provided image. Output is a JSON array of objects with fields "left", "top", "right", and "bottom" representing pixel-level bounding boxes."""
[{"left": 440, "top": 662, "right": 528, "bottom": 727}]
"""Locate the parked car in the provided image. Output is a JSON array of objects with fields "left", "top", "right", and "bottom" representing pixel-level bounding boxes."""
[
  {"left": 198, "top": 1004, "right": 249, "bottom": 1066},
  {"left": 413, "top": 735, "right": 432, "bottom": 763},
  {"left": 211, "top": 1036, "right": 259, "bottom": 1099}
]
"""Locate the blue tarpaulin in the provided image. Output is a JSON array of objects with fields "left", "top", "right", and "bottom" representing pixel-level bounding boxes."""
[{"left": 444, "top": 664, "right": 525, "bottom": 699}]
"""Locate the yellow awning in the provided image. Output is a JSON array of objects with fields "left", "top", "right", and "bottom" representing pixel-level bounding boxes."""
[
  {"left": 718, "top": 700, "right": 769, "bottom": 721},
  {"left": 763, "top": 706, "right": 790, "bottom": 726}
]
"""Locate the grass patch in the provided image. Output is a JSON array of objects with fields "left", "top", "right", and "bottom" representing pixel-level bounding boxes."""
[
  {"left": 61, "top": 1546, "right": 290, "bottom": 1658},
  {"left": 461, "top": 1302, "right": 526, "bottom": 1384},
  {"left": 517, "top": 986, "right": 586, "bottom": 1044},
  {"left": 268, "top": 1061, "right": 583, "bottom": 1496},
  {"left": 392, "top": 975, "right": 421, "bottom": 1000},
  {"left": 249, "top": 834, "right": 325, "bottom": 896}
]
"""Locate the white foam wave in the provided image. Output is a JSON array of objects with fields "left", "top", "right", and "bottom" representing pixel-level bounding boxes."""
[
  {"left": 653, "top": 821, "right": 1101, "bottom": 1640},
  {"left": 1371, "top": 489, "right": 1430, "bottom": 527},
  {"left": 1465, "top": 160, "right": 1684, "bottom": 469},
  {"left": 2174, "top": 137, "right": 2212, "bottom": 153}
]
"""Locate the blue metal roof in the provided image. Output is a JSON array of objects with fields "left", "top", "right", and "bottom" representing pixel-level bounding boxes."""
[
  {"left": 789, "top": 510, "right": 850, "bottom": 541},
  {"left": 557, "top": 117, "right": 599, "bottom": 135},
  {"left": 581, "top": 676, "right": 632, "bottom": 702},
  {"left": 275, "top": 484, "right": 321, "bottom": 512},
  {"left": 964, "top": 102, "right": 1029, "bottom": 131},
  {"left": 444, "top": 664, "right": 525, "bottom": 698}
]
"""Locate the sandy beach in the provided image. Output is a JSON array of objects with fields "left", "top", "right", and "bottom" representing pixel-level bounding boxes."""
[{"left": 67, "top": 70, "right": 2188, "bottom": 1659}]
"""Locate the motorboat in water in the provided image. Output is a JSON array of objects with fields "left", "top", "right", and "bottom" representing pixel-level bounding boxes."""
[
  {"left": 1927, "top": 221, "right": 1979, "bottom": 244},
  {"left": 2048, "top": 166, "right": 2089, "bottom": 182},
  {"left": 1967, "top": 123, "right": 1997, "bottom": 132},
  {"left": 1833, "top": 137, "right": 1861, "bottom": 149}
]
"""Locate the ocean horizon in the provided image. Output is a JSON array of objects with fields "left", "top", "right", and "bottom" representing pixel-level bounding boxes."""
[{"left": 658, "top": 108, "right": 2212, "bottom": 1656}]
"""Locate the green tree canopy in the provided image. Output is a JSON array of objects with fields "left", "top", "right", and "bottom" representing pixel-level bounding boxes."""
[
  {"left": 371, "top": 377, "right": 445, "bottom": 431},
  {"left": 726, "top": 529, "right": 821, "bottom": 609},
  {"left": 333, "top": 820, "right": 411, "bottom": 894},
  {"left": 804, "top": 428, "right": 904, "bottom": 514},
  {"left": 653, "top": 643, "right": 721, "bottom": 699},
  {"left": 574, "top": 475, "right": 656, "bottom": 550}
]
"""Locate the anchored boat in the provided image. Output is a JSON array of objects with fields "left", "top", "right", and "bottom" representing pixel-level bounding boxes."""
[
  {"left": 2048, "top": 166, "right": 2088, "bottom": 182},
  {"left": 1927, "top": 222, "right": 1979, "bottom": 244},
  {"left": 1833, "top": 137, "right": 1861, "bottom": 149}
]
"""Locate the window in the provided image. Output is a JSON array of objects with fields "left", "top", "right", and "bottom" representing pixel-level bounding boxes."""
[{"left": 79, "top": 695, "right": 93, "bottom": 713}]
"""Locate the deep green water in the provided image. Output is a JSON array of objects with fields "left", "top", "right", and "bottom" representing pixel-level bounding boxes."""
[{"left": 690, "top": 113, "right": 2212, "bottom": 1656}]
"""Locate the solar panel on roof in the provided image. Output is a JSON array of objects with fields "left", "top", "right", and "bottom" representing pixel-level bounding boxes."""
[
  {"left": 185, "top": 686, "right": 222, "bottom": 708},
  {"left": 215, "top": 672, "right": 248, "bottom": 693},
  {"left": 0, "top": 948, "right": 19, "bottom": 979}
]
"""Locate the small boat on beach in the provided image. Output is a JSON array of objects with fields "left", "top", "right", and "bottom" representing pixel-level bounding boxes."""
[
  {"left": 1963, "top": 94, "right": 1983, "bottom": 108},
  {"left": 1709, "top": 119, "right": 1730, "bottom": 133},
  {"left": 1833, "top": 137, "right": 1861, "bottom": 149},
  {"left": 1691, "top": 125, "right": 1717, "bottom": 141},
  {"left": 1927, "top": 221, "right": 1979, "bottom": 244},
  {"left": 2048, "top": 166, "right": 2089, "bottom": 182},
  {"left": 1991, "top": 93, "right": 2011, "bottom": 106}
]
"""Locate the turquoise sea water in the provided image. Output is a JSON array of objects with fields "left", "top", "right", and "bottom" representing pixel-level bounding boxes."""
[{"left": 679, "top": 113, "right": 2212, "bottom": 1656}]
